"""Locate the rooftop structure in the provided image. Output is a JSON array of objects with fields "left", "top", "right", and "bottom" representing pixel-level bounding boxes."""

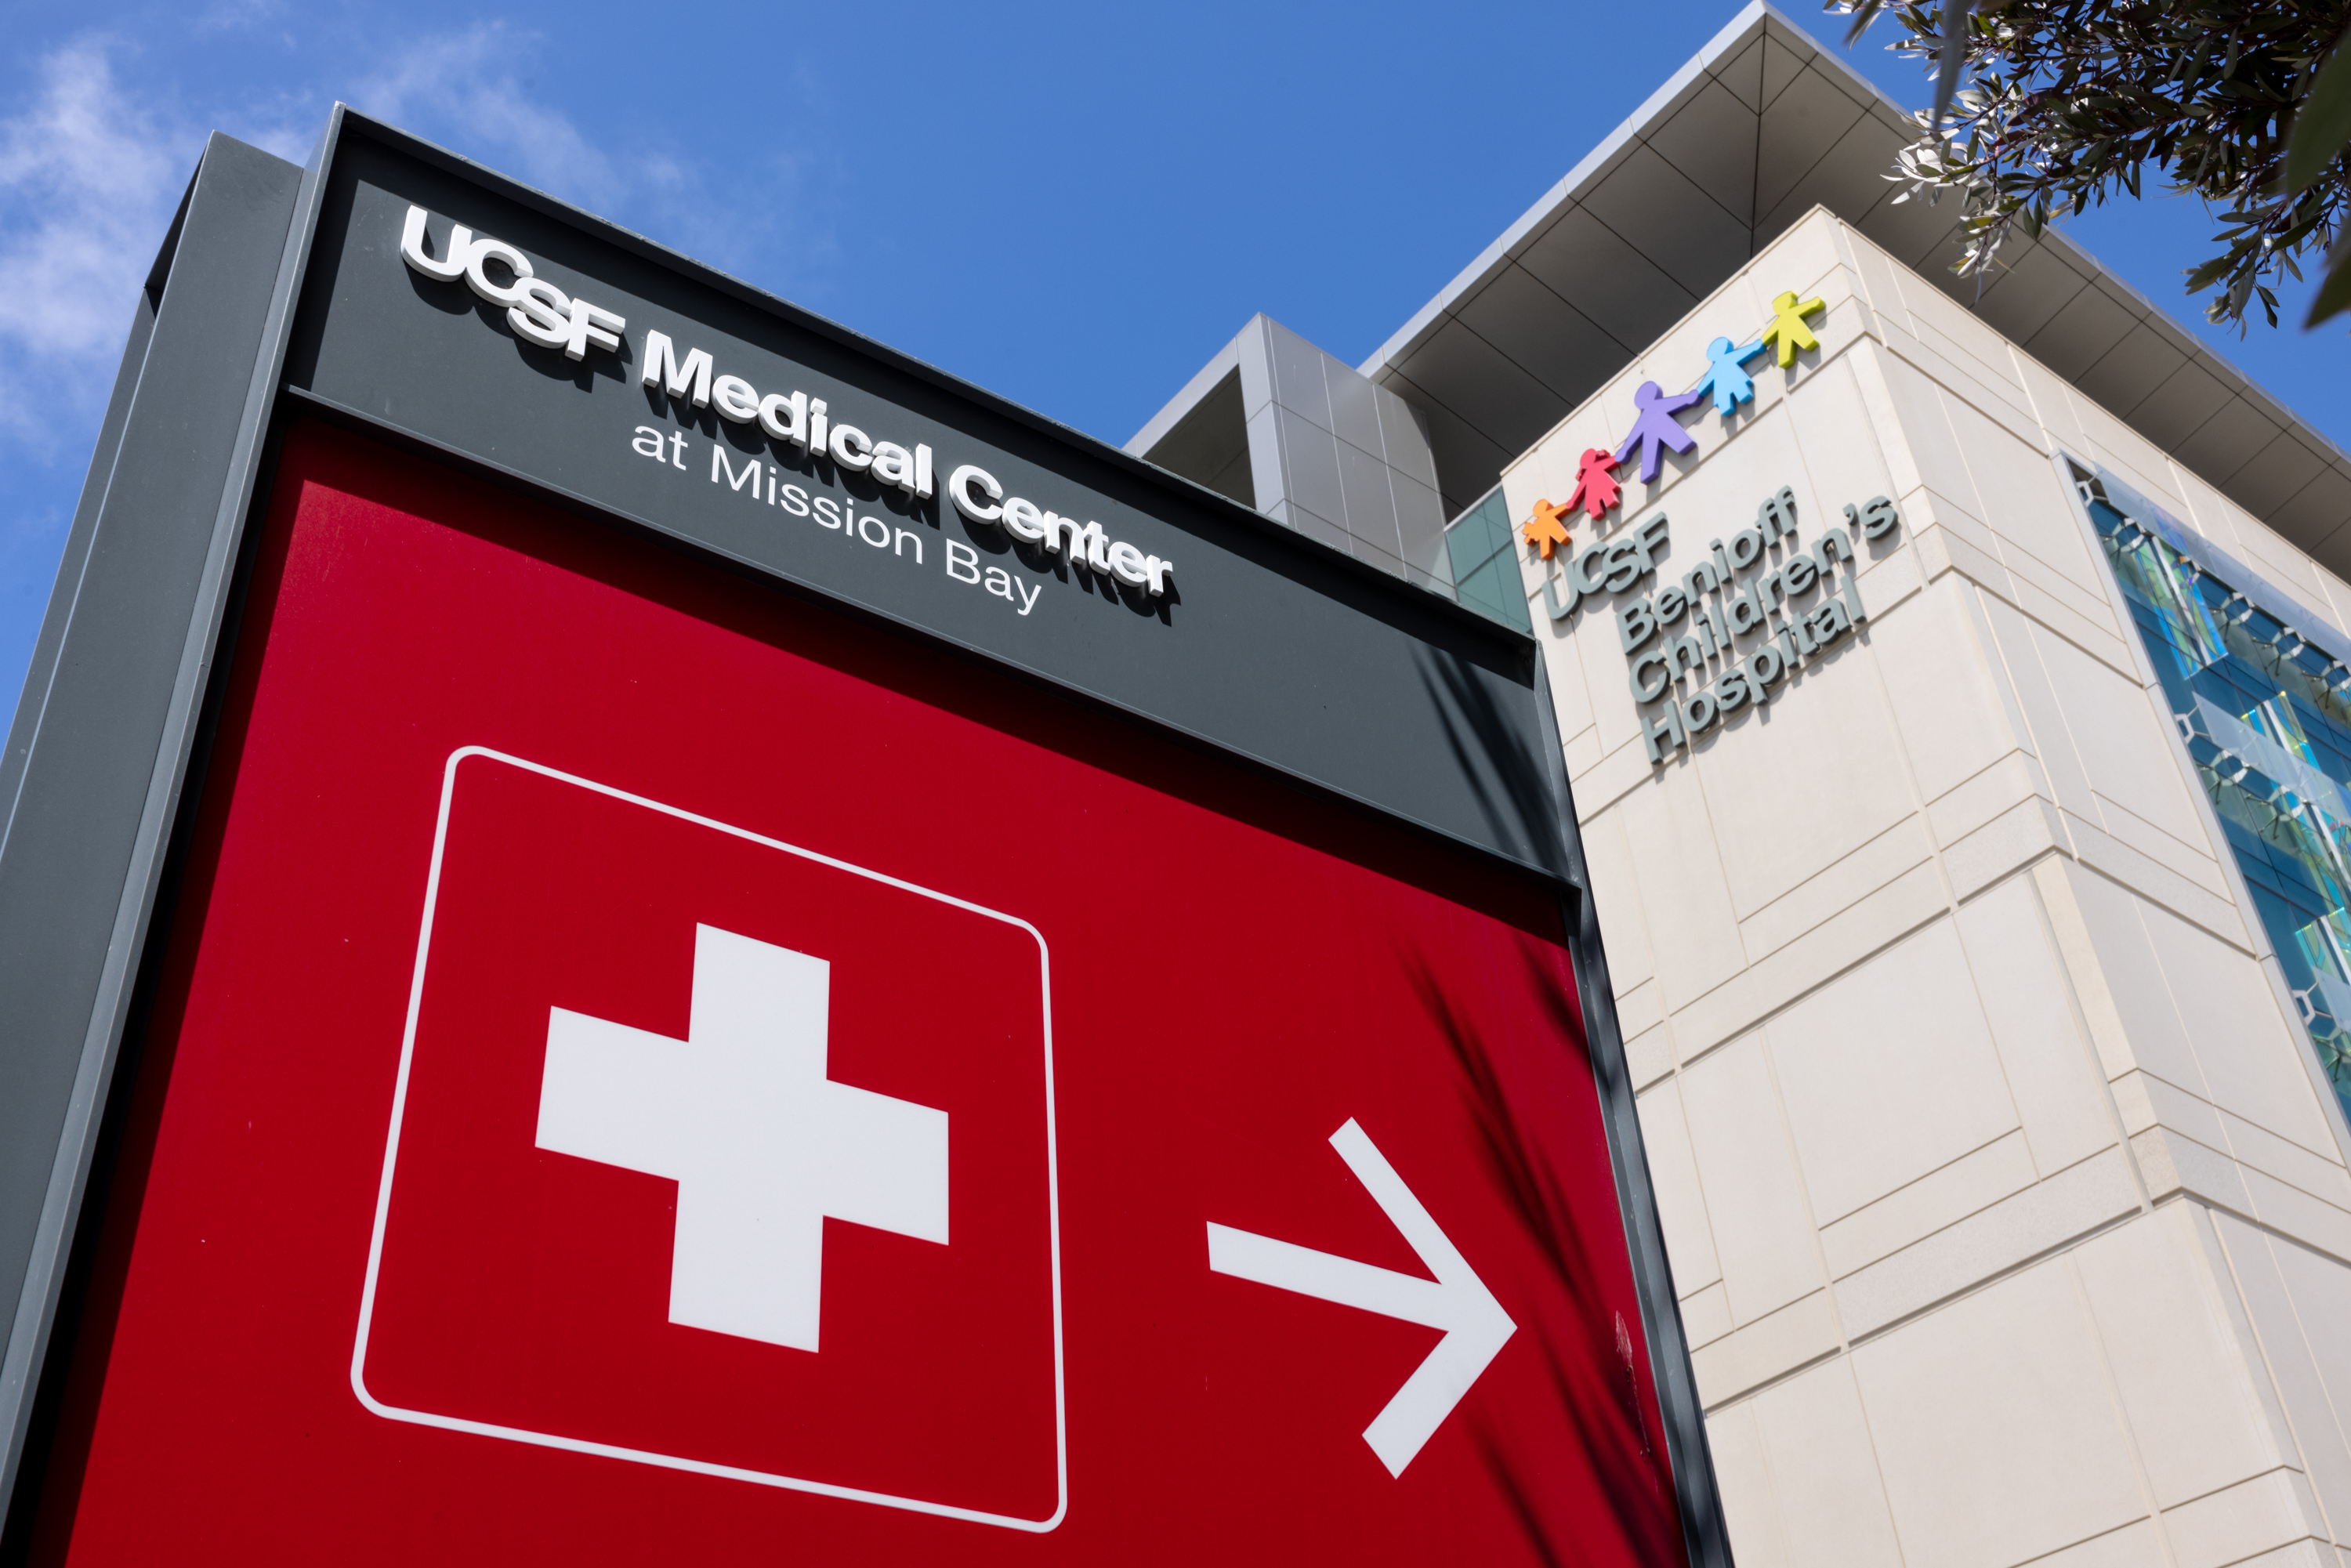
[{"left": 1133, "top": 2, "right": 2351, "bottom": 595}]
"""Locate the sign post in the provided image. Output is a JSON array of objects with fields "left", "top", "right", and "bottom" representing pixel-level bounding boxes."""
[{"left": 0, "top": 111, "right": 1726, "bottom": 1567}]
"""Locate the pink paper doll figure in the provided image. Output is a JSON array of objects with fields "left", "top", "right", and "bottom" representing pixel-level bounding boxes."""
[
  {"left": 1690, "top": 335, "right": 1769, "bottom": 417},
  {"left": 1613, "top": 381, "right": 1704, "bottom": 485},
  {"left": 1564, "top": 447, "right": 1621, "bottom": 520}
]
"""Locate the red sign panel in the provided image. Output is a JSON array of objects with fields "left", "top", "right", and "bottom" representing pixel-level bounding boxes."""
[{"left": 31, "top": 421, "right": 1683, "bottom": 1566}]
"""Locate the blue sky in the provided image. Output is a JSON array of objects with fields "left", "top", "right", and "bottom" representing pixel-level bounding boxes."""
[{"left": 0, "top": 0, "right": 2342, "bottom": 712}]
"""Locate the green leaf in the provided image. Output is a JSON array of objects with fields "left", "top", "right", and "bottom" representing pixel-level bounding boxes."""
[
  {"left": 2280, "top": 209, "right": 2328, "bottom": 251},
  {"left": 2184, "top": 253, "right": 2237, "bottom": 291},
  {"left": 2288, "top": 26, "right": 2351, "bottom": 192},
  {"left": 2306, "top": 242, "right": 2351, "bottom": 326},
  {"left": 1838, "top": 0, "right": 1889, "bottom": 48}
]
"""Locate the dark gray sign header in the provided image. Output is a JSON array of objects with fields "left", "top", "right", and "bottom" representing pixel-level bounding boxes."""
[{"left": 286, "top": 125, "right": 1565, "bottom": 882}]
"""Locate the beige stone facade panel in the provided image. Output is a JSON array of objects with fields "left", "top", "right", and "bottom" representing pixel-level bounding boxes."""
[
  {"left": 1873, "top": 349, "right": 1987, "bottom": 526},
  {"left": 1942, "top": 795, "right": 2070, "bottom": 904},
  {"left": 2059, "top": 863, "right": 2232, "bottom": 1097},
  {"left": 1679, "top": 1035, "right": 1825, "bottom": 1324},
  {"left": 1626, "top": 1020, "right": 1673, "bottom": 1092},
  {"left": 1672, "top": 860, "right": 1950, "bottom": 1063},
  {"left": 1690, "top": 1287, "right": 1840, "bottom": 1407},
  {"left": 2135, "top": 896, "right": 2342, "bottom": 1158},
  {"left": 2074, "top": 1210, "right": 2295, "bottom": 1507},
  {"left": 2068, "top": 393, "right": 2193, "bottom": 519},
  {"left": 2244, "top": 1165, "right": 2351, "bottom": 1267},
  {"left": 1679, "top": 1280, "right": 1733, "bottom": 1349},
  {"left": 1612, "top": 766, "right": 1745, "bottom": 1013},
  {"left": 1781, "top": 355, "right": 1901, "bottom": 542},
  {"left": 1706, "top": 1399, "right": 1791, "bottom": 1568},
  {"left": 1767, "top": 918, "right": 2021, "bottom": 1225},
  {"left": 2063, "top": 810, "right": 2251, "bottom": 951},
  {"left": 1852, "top": 535, "right": 1926, "bottom": 621},
  {"left": 1943, "top": 394, "right": 2110, "bottom": 598},
  {"left": 1886, "top": 325, "right": 2051, "bottom": 458},
  {"left": 1925, "top": 754, "right": 2054, "bottom": 853},
  {"left": 1636, "top": 1076, "right": 1722, "bottom": 1298},
  {"left": 2160, "top": 1472, "right": 2332, "bottom": 1568},
  {"left": 2007, "top": 348, "right": 2092, "bottom": 459},
  {"left": 1953, "top": 875, "right": 2121, "bottom": 1176},
  {"left": 1833, "top": 1146, "right": 2139, "bottom": 1338},
  {"left": 2133, "top": 1124, "right": 2255, "bottom": 1211},
  {"left": 2219, "top": 1107, "right": 2351, "bottom": 1212},
  {"left": 1817, "top": 1128, "right": 2038, "bottom": 1278},
  {"left": 2018, "top": 614, "right": 2212, "bottom": 851},
  {"left": 1852, "top": 1257, "right": 2150, "bottom": 1568},
  {"left": 1537, "top": 586, "right": 1600, "bottom": 738},
  {"left": 2011, "top": 1522, "right": 2168, "bottom": 1568},
  {"left": 1736, "top": 816, "right": 1935, "bottom": 966},
  {"left": 1691, "top": 631, "right": 1914, "bottom": 922},
  {"left": 2213, "top": 1211, "right": 2351, "bottom": 1538},
  {"left": 1745, "top": 1356, "right": 1907, "bottom": 1568},
  {"left": 1869, "top": 576, "right": 2032, "bottom": 802},
  {"left": 1614, "top": 975, "right": 1665, "bottom": 1041}
]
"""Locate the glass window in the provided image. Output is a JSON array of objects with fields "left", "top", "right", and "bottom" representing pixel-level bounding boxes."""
[
  {"left": 2077, "top": 462, "right": 2351, "bottom": 1111},
  {"left": 1444, "top": 491, "right": 1532, "bottom": 633}
]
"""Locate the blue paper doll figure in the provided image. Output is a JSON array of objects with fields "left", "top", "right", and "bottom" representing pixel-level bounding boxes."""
[
  {"left": 1613, "top": 380, "right": 1704, "bottom": 484},
  {"left": 1690, "top": 335, "right": 1770, "bottom": 418}
]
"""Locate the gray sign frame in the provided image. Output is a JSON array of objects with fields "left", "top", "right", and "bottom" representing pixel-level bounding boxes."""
[{"left": 0, "top": 109, "right": 1727, "bottom": 1568}]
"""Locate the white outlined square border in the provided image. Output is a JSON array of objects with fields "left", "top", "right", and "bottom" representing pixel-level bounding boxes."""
[{"left": 350, "top": 746, "right": 1067, "bottom": 1532}]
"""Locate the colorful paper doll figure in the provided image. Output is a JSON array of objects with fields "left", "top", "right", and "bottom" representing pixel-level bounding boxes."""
[
  {"left": 1690, "top": 336, "right": 1770, "bottom": 417},
  {"left": 1759, "top": 290, "right": 1827, "bottom": 368},
  {"left": 1521, "top": 496, "right": 1573, "bottom": 559},
  {"left": 1564, "top": 447, "right": 1621, "bottom": 520},
  {"left": 1613, "top": 381, "right": 1704, "bottom": 485}
]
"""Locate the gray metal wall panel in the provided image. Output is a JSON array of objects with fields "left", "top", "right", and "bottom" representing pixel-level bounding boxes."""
[
  {"left": 0, "top": 133, "right": 304, "bottom": 1508},
  {"left": 0, "top": 298, "right": 157, "bottom": 902},
  {"left": 287, "top": 129, "right": 1567, "bottom": 882}
]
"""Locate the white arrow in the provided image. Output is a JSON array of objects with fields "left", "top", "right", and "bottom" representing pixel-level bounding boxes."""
[{"left": 1205, "top": 1118, "right": 1516, "bottom": 1477}]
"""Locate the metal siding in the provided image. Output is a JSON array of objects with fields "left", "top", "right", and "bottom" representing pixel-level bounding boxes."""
[{"left": 0, "top": 133, "right": 306, "bottom": 1513}]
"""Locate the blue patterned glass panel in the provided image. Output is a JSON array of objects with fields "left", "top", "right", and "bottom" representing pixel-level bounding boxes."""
[{"left": 2081, "top": 466, "right": 2351, "bottom": 1109}]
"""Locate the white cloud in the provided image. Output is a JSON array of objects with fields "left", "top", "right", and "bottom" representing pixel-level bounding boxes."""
[
  {"left": 0, "top": 22, "right": 835, "bottom": 462},
  {"left": 0, "top": 40, "right": 188, "bottom": 448},
  {"left": 348, "top": 23, "right": 837, "bottom": 284},
  {"left": 351, "top": 24, "right": 617, "bottom": 207},
  {"left": 233, "top": 103, "right": 319, "bottom": 167},
  {"left": 0, "top": 25, "right": 631, "bottom": 458}
]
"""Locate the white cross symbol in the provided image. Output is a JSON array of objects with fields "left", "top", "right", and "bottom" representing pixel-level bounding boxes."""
[{"left": 534, "top": 923, "right": 950, "bottom": 1352}]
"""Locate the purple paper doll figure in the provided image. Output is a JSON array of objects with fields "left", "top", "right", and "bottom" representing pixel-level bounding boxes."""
[
  {"left": 1690, "top": 336, "right": 1769, "bottom": 418},
  {"left": 1613, "top": 380, "right": 1704, "bottom": 484}
]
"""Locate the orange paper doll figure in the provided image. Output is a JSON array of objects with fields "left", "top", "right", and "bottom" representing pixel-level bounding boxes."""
[
  {"left": 1521, "top": 497, "right": 1572, "bottom": 559},
  {"left": 1564, "top": 447, "right": 1621, "bottom": 520},
  {"left": 1759, "top": 290, "right": 1827, "bottom": 368}
]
